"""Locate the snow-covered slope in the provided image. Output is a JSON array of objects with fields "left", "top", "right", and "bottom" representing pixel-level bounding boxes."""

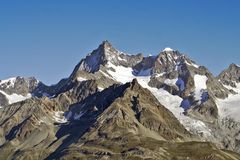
[
  {"left": 64, "top": 41, "right": 234, "bottom": 139},
  {"left": 0, "top": 77, "right": 35, "bottom": 107},
  {"left": 217, "top": 64, "right": 240, "bottom": 122},
  {"left": 217, "top": 83, "right": 240, "bottom": 122},
  {"left": 0, "top": 90, "right": 31, "bottom": 107},
  {"left": 0, "top": 76, "right": 54, "bottom": 107},
  {"left": 99, "top": 61, "right": 212, "bottom": 137}
]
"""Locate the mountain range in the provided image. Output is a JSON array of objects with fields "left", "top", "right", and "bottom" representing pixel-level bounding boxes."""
[{"left": 0, "top": 41, "right": 240, "bottom": 160}]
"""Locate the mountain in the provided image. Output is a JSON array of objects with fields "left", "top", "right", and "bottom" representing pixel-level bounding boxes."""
[
  {"left": 0, "top": 76, "right": 58, "bottom": 108},
  {"left": 0, "top": 41, "right": 240, "bottom": 159},
  {"left": 218, "top": 63, "right": 240, "bottom": 88}
]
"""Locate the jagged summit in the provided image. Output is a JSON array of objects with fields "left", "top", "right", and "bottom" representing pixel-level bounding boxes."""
[
  {"left": 76, "top": 40, "right": 118, "bottom": 73},
  {"left": 72, "top": 41, "right": 200, "bottom": 77},
  {"left": 70, "top": 41, "right": 143, "bottom": 80},
  {"left": 229, "top": 63, "right": 240, "bottom": 69},
  {"left": 218, "top": 63, "right": 240, "bottom": 87},
  {"left": 75, "top": 40, "right": 126, "bottom": 73}
]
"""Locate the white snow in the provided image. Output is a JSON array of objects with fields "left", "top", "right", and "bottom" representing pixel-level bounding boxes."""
[
  {"left": 106, "top": 62, "right": 134, "bottom": 83},
  {"left": 216, "top": 83, "right": 240, "bottom": 122},
  {"left": 98, "top": 86, "right": 104, "bottom": 91},
  {"left": 0, "top": 77, "right": 17, "bottom": 88},
  {"left": 162, "top": 47, "right": 173, "bottom": 52},
  {"left": 164, "top": 78, "right": 178, "bottom": 86},
  {"left": 184, "top": 60, "right": 199, "bottom": 68},
  {"left": 77, "top": 77, "right": 87, "bottom": 82},
  {"left": 93, "top": 106, "right": 99, "bottom": 111},
  {"left": 52, "top": 111, "right": 67, "bottom": 123},
  {"left": 0, "top": 90, "right": 31, "bottom": 105},
  {"left": 117, "top": 56, "right": 127, "bottom": 62},
  {"left": 154, "top": 72, "right": 166, "bottom": 78},
  {"left": 164, "top": 78, "right": 185, "bottom": 91},
  {"left": 194, "top": 74, "right": 208, "bottom": 101},
  {"left": 99, "top": 70, "right": 112, "bottom": 79},
  {"left": 143, "top": 83, "right": 211, "bottom": 136}
]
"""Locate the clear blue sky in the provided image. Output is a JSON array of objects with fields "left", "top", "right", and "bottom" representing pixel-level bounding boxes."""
[{"left": 0, "top": 0, "right": 240, "bottom": 85}]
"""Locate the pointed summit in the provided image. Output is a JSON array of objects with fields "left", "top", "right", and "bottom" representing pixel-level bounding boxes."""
[
  {"left": 71, "top": 40, "right": 143, "bottom": 77},
  {"left": 74, "top": 40, "right": 119, "bottom": 73},
  {"left": 229, "top": 63, "right": 240, "bottom": 69},
  {"left": 101, "top": 40, "right": 112, "bottom": 48},
  {"left": 218, "top": 63, "right": 240, "bottom": 87},
  {"left": 97, "top": 40, "right": 115, "bottom": 54}
]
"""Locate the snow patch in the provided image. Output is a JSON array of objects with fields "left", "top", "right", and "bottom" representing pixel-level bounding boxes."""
[
  {"left": 164, "top": 78, "right": 178, "bottom": 86},
  {"left": 93, "top": 106, "right": 99, "bottom": 111},
  {"left": 106, "top": 62, "right": 134, "bottom": 83},
  {"left": 217, "top": 83, "right": 240, "bottom": 122},
  {"left": 139, "top": 80, "right": 212, "bottom": 137},
  {"left": 162, "top": 47, "right": 173, "bottom": 52},
  {"left": 77, "top": 77, "right": 87, "bottom": 82},
  {"left": 98, "top": 86, "right": 104, "bottom": 91},
  {"left": 118, "top": 56, "right": 127, "bottom": 62},
  {"left": 0, "top": 90, "right": 31, "bottom": 105},
  {"left": 154, "top": 72, "right": 166, "bottom": 78},
  {"left": 184, "top": 60, "right": 199, "bottom": 68},
  {"left": 164, "top": 78, "right": 185, "bottom": 91},
  {"left": 53, "top": 111, "right": 67, "bottom": 123},
  {"left": 194, "top": 74, "right": 208, "bottom": 102},
  {"left": 0, "top": 77, "right": 17, "bottom": 88}
]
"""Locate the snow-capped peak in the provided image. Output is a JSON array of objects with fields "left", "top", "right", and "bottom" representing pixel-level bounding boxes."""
[
  {"left": 229, "top": 63, "right": 240, "bottom": 68},
  {"left": 162, "top": 47, "right": 174, "bottom": 52},
  {"left": 0, "top": 77, "right": 17, "bottom": 87},
  {"left": 75, "top": 40, "right": 143, "bottom": 73}
]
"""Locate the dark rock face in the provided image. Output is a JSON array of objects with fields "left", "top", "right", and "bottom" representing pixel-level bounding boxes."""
[
  {"left": 187, "top": 97, "right": 218, "bottom": 122},
  {"left": 0, "top": 93, "right": 8, "bottom": 107},
  {"left": 46, "top": 79, "right": 193, "bottom": 159}
]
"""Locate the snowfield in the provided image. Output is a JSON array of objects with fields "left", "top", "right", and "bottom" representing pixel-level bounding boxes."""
[
  {"left": 0, "top": 90, "right": 31, "bottom": 105},
  {"left": 216, "top": 83, "right": 240, "bottom": 122},
  {"left": 194, "top": 74, "right": 208, "bottom": 103},
  {"left": 0, "top": 77, "right": 17, "bottom": 88},
  {"left": 162, "top": 47, "right": 174, "bottom": 52},
  {"left": 104, "top": 62, "right": 212, "bottom": 137}
]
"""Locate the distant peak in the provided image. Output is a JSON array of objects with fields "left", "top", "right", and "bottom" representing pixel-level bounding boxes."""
[
  {"left": 100, "top": 40, "right": 113, "bottom": 49},
  {"left": 102, "top": 40, "right": 111, "bottom": 45},
  {"left": 229, "top": 63, "right": 240, "bottom": 68},
  {"left": 162, "top": 47, "right": 174, "bottom": 52}
]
